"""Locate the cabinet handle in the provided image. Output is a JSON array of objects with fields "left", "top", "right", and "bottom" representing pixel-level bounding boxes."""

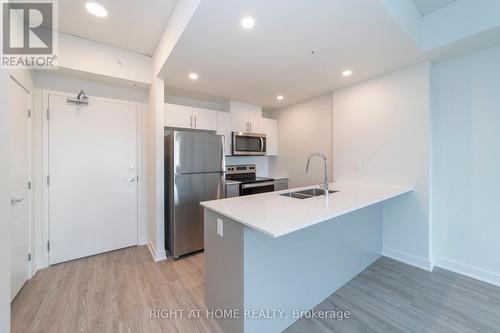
[
  {"left": 190, "top": 115, "right": 193, "bottom": 128},
  {"left": 194, "top": 116, "right": 197, "bottom": 128}
]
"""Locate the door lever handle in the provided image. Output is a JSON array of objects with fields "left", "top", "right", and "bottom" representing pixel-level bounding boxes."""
[
  {"left": 124, "top": 178, "right": 136, "bottom": 182},
  {"left": 10, "top": 198, "right": 24, "bottom": 206}
]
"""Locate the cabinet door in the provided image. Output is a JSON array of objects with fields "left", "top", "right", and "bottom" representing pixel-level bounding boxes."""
[
  {"left": 216, "top": 111, "right": 232, "bottom": 155},
  {"left": 230, "top": 109, "right": 250, "bottom": 132},
  {"left": 249, "top": 113, "right": 263, "bottom": 133},
  {"left": 192, "top": 107, "right": 217, "bottom": 131},
  {"left": 262, "top": 118, "right": 278, "bottom": 156},
  {"left": 165, "top": 103, "right": 193, "bottom": 129},
  {"left": 230, "top": 101, "right": 262, "bottom": 133}
]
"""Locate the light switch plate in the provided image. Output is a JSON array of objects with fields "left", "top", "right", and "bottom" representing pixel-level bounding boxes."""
[{"left": 217, "top": 218, "right": 223, "bottom": 237}]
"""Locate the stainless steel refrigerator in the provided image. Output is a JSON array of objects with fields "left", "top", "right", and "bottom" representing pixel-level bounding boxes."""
[{"left": 165, "top": 131, "right": 225, "bottom": 258}]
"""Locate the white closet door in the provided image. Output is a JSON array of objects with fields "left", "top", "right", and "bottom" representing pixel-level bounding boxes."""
[
  {"left": 9, "top": 77, "right": 31, "bottom": 300},
  {"left": 48, "top": 93, "right": 138, "bottom": 265}
]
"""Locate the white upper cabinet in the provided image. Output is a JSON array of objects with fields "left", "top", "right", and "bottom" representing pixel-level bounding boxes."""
[
  {"left": 229, "top": 101, "right": 263, "bottom": 133},
  {"left": 192, "top": 107, "right": 217, "bottom": 131},
  {"left": 216, "top": 111, "right": 232, "bottom": 156},
  {"left": 164, "top": 103, "right": 192, "bottom": 129},
  {"left": 164, "top": 103, "right": 217, "bottom": 131},
  {"left": 165, "top": 101, "right": 278, "bottom": 156},
  {"left": 262, "top": 118, "right": 278, "bottom": 156}
]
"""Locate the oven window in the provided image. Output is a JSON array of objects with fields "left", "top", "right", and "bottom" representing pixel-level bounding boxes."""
[
  {"left": 235, "top": 136, "right": 262, "bottom": 152},
  {"left": 240, "top": 184, "right": 274, "bottom": 196}
]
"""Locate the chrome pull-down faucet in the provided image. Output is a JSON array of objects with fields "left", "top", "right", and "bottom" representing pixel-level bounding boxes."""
[{"left": 305, "top": 152, "right": 329, "bottom": 196}]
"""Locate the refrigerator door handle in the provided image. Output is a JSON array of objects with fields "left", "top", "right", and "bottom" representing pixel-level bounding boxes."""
[{"left": 221, "top": 135, "right": 226, "bottom": 171}]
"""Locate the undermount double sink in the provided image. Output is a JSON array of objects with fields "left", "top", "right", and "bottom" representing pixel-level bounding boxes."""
[{"left": 280, "top": 188, "right": 338, "bottom": 199}]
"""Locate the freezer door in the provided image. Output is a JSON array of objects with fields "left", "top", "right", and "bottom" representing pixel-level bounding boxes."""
[
  {"left": 173, "top": 131, "right": 224, "bottom": 174},
  {"left": 171, "top": 172, "right": 224, "bottom": 257}
]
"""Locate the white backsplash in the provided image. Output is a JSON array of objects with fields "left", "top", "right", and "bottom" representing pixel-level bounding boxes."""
[{"left": 225, "top": 156, "right": 270, "bottom": 177}]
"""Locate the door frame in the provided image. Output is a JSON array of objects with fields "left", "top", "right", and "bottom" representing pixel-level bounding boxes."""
[
  {"left": 41, "top": 89, "right": 145, "bottom": 267},
  {"left": 9, "top": 74, "right": 33, "bottom": 281}
]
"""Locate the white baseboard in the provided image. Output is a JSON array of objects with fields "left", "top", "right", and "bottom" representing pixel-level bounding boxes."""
[
  {"left": 383, "top": 247, "right": 433, "bottom": 271},
  {"left": 433, "top": 256, "right": 500, "bottom": 288},
  {"left": 32, "top": 261, "right": 48, "bottom": 277},
  {"left": 147, "top": 240, "right": 167, "bottom": 262}
]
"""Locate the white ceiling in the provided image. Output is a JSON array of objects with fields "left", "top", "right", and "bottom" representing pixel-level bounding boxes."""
[
  {"left": 163, "top": 0, "right": 425, "bottom": 110},
  {"left": 412, "top": 0, "right": 456, "bottom": 16},
  {"left": 58, "top": 0, "right": 177, "bottom": 55}
]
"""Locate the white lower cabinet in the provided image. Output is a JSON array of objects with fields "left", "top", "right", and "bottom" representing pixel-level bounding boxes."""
[{"left": 262, "top": 118, "right": 278, "bottom": 156}]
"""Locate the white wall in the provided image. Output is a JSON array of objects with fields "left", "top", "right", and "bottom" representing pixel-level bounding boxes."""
[
  {"left": 165, "top": 94, "right": 225, "bottom": 111},
  {"left": 267, "top": 94, "right": 332, "bottom": 187},
  {"left": 332, "top": 63, "right": 431, "bottom": 270},
  {"left": 225, "top": 156, "right": 270, "bottom": 177},
  {"left": 422, "top": 0, "right": 500, "bottom": 51},
  {"left": 34, "top": 72, "right": 148, "bottom": 102},
  {"left": 432, "top": 45, "right": 500, "bottom": 286},
  {"left": 58, "top": 33, "right": 152, "bottom": 85},
  {"left": 153, "top": 0, "right": 202, "bottom": 75},
  {"left": 146, "top": 76, "right": 166, "bottom": 261},
  {"left": 0, "top": 72, "right": 11, "bottom": 333}
]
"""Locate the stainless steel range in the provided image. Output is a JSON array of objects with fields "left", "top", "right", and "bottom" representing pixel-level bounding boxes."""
[{"left": 226, "top": 164, "right": 274, "bottom": 196}]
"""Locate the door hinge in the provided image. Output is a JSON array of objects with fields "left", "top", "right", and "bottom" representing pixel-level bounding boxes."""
[
  {"left": 47, "top": 241, "right": 50, "bottom": 251},
  {"left": 28, "top": 109, "right": 31, "bottom": 118},
  {"left": 46, "top": 108, "right": 50, "bottom": 120},
  {"left": 28, "top": 181, "right": 32, "bottom": 190},
  {"left": 47, "top": 175, "right": 50, "bottom": 186},
  {"left": 28, "top": 253, "right": 32, "bottom": 261}
]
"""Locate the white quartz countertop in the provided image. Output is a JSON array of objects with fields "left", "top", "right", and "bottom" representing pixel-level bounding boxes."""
[{"left": 201, "top": 182, "right": 412, "bottom": 238}]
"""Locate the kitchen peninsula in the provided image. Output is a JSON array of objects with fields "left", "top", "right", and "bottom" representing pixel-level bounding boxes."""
[{"left": 201, "top": 182, "right": 411, "bottom": 333}]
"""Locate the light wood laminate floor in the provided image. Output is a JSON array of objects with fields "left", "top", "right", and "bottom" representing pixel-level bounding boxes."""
[
  {"left": 12, "top": 246, "right": 500, "bottom": 333},
  {"left": 286, "top": 256, "right": 500, "bottom": 333},
  {"left": 11, "top": 246, "right": 222, "bottom": 333}
]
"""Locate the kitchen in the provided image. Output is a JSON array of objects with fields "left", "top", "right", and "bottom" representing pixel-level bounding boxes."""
[{"left": 3, "top": 1, "right": 500, "bottom": 333}]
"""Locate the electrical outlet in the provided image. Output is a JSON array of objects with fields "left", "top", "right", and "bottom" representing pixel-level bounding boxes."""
[{"left": 217, "top": 218, "right": 223, "bottom": 237}]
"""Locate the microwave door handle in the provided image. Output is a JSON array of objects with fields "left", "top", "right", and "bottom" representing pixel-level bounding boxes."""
[{"left": 260, "top": 137, "right": 264, "bottom": 152}]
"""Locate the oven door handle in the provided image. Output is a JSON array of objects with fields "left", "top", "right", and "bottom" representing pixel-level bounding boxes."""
[{"left": 241, "top": 181, "right": 274, "bottom": 189}]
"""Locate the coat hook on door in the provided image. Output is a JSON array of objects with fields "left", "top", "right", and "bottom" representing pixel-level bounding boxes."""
[{"left": 67, "top": 89, "right": 89, "bottom": 105}]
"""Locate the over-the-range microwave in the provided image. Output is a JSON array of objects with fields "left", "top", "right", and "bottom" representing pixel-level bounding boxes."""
[{"left": 232, "top": 132, "right": 266, "bottom": 156}]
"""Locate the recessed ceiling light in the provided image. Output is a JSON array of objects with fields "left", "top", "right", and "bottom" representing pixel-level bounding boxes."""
[
  {"left": 85, "top": 2, "right": 108, "bottom": 17},
  {"left": 241, "top": 16, "right": 255, "bottom": 29},
  {"left": 189, "top": 73, "right": 199, "bottom": 80},
  {"left": 276, "top": 95, "right": 284, "bottom": 101},
  {"left": 342, "top": 70, "right": 352, "bottom": 77}
]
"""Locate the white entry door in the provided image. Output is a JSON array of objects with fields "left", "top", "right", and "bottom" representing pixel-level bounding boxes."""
[
  {"left": 48, "top": 93, "right": 139, "bottom": 265},
  {"left": 9, "top": 77, "right": 31, "bottom": 301}
]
